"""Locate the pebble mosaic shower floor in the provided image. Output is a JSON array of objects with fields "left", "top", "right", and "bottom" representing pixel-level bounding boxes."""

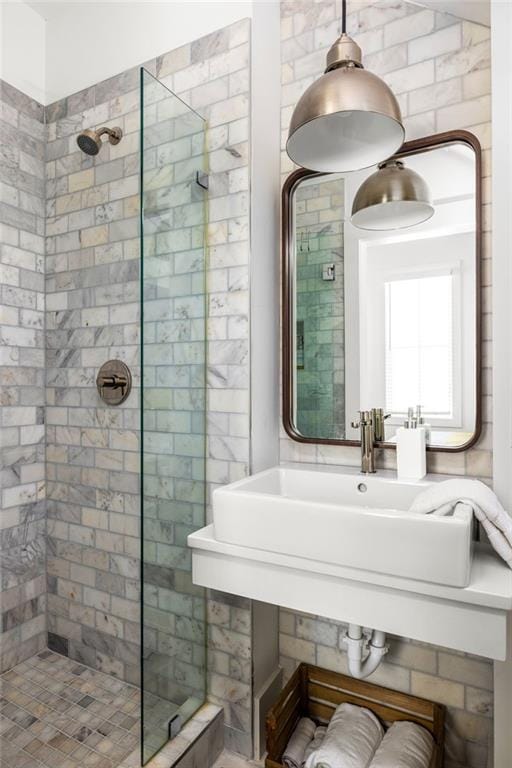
[{"left": 0, "top": 650, "right": 140, "bottom": 768}]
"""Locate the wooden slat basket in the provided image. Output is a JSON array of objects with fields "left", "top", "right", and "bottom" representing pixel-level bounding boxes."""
[{"left": 265, "top": 663, "right": 445, "bottom": 768}]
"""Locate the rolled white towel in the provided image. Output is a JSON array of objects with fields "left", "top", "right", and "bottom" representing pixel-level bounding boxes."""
[
  {"left": 283, "top": 717, "right": 317, "bottom": 768},
  {"left": 303, "top": 726, "right": 327, "bottom": 766},
  {"left": 368, "top": 721, "right": 434, "bottom": 768},
  {"left": 305, "top": 702, "right": 384, "bottom": 768}
]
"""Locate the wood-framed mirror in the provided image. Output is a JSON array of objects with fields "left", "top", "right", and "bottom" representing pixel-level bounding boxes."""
[{"left": 282, "top": 130, "right": 482, "bottom": 452}]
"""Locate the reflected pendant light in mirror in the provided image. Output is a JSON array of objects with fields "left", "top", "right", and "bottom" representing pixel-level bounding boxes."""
[
  {"left": 286, "top": 0, "right": 405, "bottom": 173},
  {"left": 351, "top": 160, "right": 435, "bottom": 230}
]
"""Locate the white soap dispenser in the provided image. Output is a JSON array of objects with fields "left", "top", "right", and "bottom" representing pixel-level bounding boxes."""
[{"left": 396, "top": 407, "right": 427, "bottom": 481}]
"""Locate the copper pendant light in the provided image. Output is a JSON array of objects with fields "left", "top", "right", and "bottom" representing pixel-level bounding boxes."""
[
  {"left": 351, "top": 159, "right": 434, "bottom": 231},
  {"left": 286, "top": 0, "right": 405, "bottom": 173}
]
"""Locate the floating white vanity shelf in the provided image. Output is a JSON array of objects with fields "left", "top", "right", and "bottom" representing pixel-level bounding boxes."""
[
  {"left": 189, "top": 526, "right": 512, "bottom": 660},
  {"left": 188, "top": 465, "right": 512, "bottom": 662}
]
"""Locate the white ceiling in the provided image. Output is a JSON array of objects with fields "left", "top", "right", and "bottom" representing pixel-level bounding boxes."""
[
  {"left": 406, "top": 143, "right": 475, "bottom": 202},
  {"left": 26, "top": 0, "right": 258, "bottom": 21},
  {"left": 25, "top": 1, "right": 68, "bottom": 20},
  {"left": 26, "top": 0, "right": 490, "bottom": 26}
]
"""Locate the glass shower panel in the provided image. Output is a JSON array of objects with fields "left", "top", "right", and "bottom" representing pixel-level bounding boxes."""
[{"left": 140, "top": 68, "right": 207, "bottom": 765}]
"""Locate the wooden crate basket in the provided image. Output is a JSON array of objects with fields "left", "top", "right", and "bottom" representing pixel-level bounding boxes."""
[{"left": 265, "top": 663, "right": 445, "bottom": 768}]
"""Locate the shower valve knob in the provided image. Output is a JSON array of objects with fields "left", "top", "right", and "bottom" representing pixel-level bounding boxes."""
[
  {"left": 96, "top": 360, "right": 132, "bottom": 405},
  {"left": 99, "top": 374, "right": 127, "bottom": 392}
]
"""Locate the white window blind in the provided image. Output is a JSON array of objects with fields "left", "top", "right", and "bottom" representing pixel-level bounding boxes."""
[{"left": 385, "top": 274, "right": 454, "bottom": 419}]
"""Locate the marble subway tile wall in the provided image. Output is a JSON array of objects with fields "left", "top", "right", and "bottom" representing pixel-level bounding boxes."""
[
  {"left": 0, "top": 81, "right": 47, "bottom": 672},
  {"left": 45, "top": 68, "right": 142, "bottom": 682},
  {"left": 44, "top": 19, "right": 253, "bottom": 755},
  {"left": 156, "top": 22, "right": 253, "bottom": 755},
  {"left": 280, "top": 0, "right": 492, "bottom": 478},
  {"left": 279, "top": 3, "right": 492, "bottom": 768},
  {"left": 139, "top": 73, "right": 208, "bottom": 743},
  {"left": 280, "top": 610, "right": 493, "bottom": 768},
  {"left": 154, "top": 22, "right": 253, "bottom": 756}
]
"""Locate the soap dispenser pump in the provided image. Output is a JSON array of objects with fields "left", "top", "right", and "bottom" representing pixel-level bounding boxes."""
[
  {"left": 396, "top": 407, "right": 426, "bottom": 481},
  {"left": 416, "top": 405, "right": 431, "bottom": 444}
]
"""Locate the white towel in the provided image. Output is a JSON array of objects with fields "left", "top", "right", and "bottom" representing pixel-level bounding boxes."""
[
  {"left": 369, "top": 721, "right": 434, "bottom": 768},
  {"left": 283, "top": 717, "right": 317, "bottom": 768},
  {"left": 305, "top": 702, "right": 384, "bottom": 768},
  {"left": 409, "top": 478, "right": 512, "bottom": 569},
  {"left": 303, "top": 726, "right": 327, "bottom": 765}
]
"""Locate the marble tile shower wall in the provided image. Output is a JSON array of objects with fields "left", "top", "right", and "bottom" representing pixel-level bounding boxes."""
[
  {"left": 0, "top": 81, "right": 47, "bottom": 673},
  {"left": 154, "top": 23, "right": 253, "bottom": 755},
  {"left": 44, "top": 69, "right": 143, "bottom": 683},
  {"left": 279, "top": 4, "right": 492, "bottom": 768},
  {"left": 140, "top": 73, "right": 208, "bottom": 733},
  {"left": 43, "top": 18, "right": 253, "bottom": 756}
]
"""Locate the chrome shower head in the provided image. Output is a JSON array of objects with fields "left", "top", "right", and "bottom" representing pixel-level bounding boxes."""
[{"left": 76, "top": 126, "right": 123, "bottom": 156}]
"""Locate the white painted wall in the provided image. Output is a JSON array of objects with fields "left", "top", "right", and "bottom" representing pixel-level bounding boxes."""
[
  {"left": 249, "top": 2, "right": 281, "bottom": 750},
  {"left": 34, "top": 0, "right": 256, "bottom": 103},
  {"left": 250, "top": 0, "right": 280, "bottom": 475},
  {"left": 1, "top": 0, "right": 46, "bottom": 104},
  {"left": 491, "top": 0, "right": 512, "bottom": 512}
]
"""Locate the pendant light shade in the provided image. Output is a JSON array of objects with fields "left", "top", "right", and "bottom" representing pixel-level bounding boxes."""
[
  {"left": 351, "top": 160, "right": 435, "bottom": 231},
  {"left": 286, "top": 29, "right": 405, "bottom": 173}
]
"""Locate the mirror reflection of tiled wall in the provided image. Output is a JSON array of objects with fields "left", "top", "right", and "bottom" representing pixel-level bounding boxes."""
[{"left": 294, "top": 176, "right": 345, "bottom": 440}]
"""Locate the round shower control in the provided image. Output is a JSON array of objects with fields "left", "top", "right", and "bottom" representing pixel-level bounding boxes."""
[{"left": 96, "top": 360, "right": 132, "bottom": 405}]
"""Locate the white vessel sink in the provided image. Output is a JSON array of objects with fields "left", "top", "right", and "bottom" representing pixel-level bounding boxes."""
[{"left": 212, "top": 465, "right": 474, "bottom": 587}]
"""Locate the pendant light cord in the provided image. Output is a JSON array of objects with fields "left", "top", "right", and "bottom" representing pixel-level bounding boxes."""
[{"left": 341, "top": 0, "right": 347, "bottom": 33}]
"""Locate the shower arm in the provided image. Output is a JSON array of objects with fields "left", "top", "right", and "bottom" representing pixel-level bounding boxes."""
[{"left": 97, "top": 127, "right": 121, "bottom": 140}]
